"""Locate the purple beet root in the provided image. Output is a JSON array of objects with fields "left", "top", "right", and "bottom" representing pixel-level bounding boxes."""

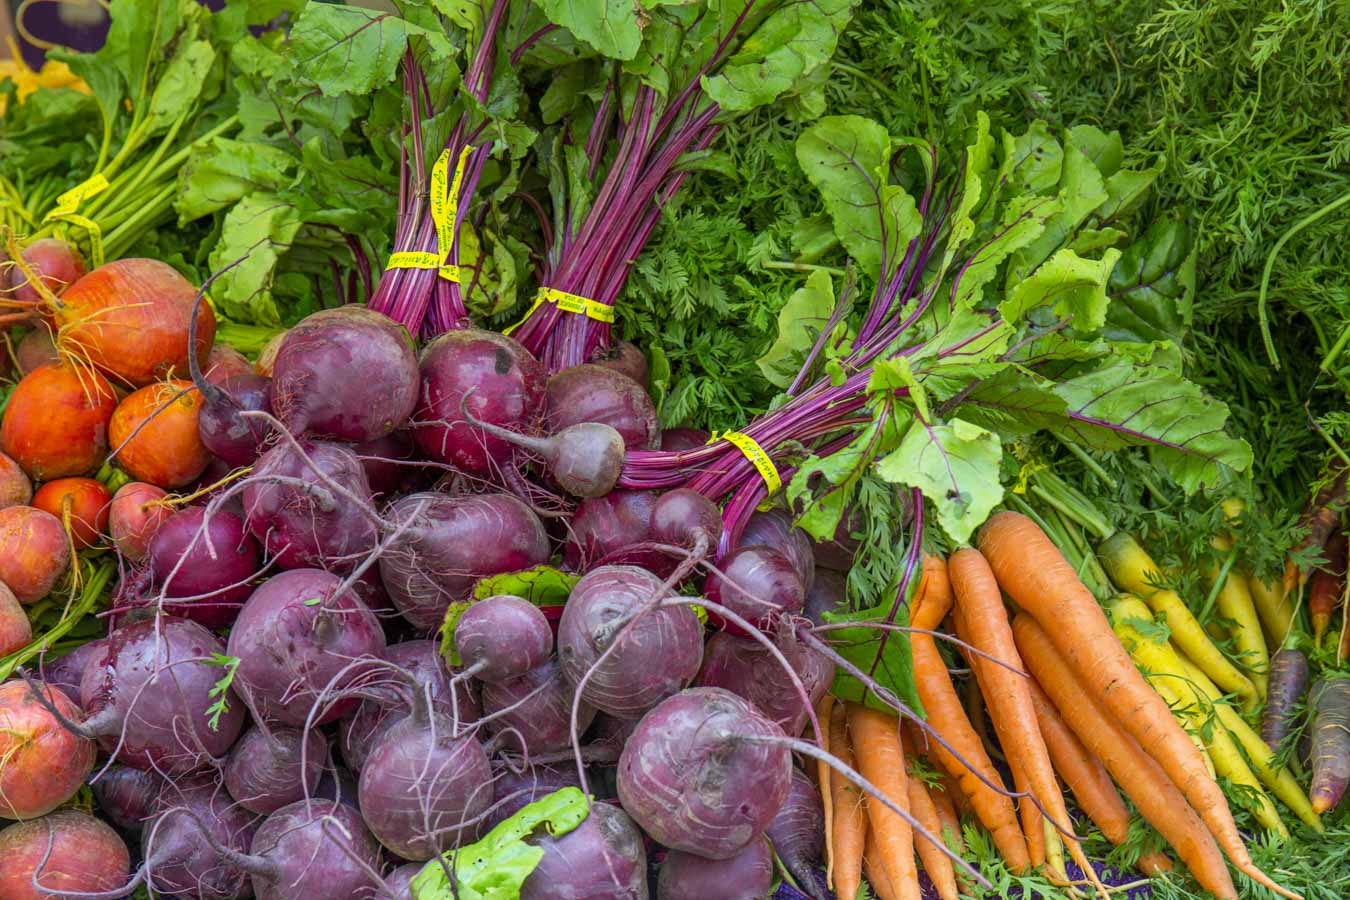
[
  {"left": 350, "top": 430, "right": 417, "bottom": 496},
  {"left": 704, "top": 545, "right": 805, "bottom": 630},
  {"left": 480, "top": 659, "right": 598, "bottom": 755},
  {"left": 803, "top": 567, "right": 846, "bottom": 625},
  {"left": 412, "top": 329, "right": 547, "bottom": 476},
  {"left": 196, "top": 373, "right": 274, "bottom": 466},
  {"left": 564, "top": 490, "right": 658, "bottom": 571},
  {"left": 339, "top": 639, "right": 480, "bottom": 772},
  {"left": 227, "top": 568, "right": 386, "bottom": 727},
  {"left": 41, "top": 639, "right": 105, "bottom": 703},
  {"left": 738, "top": 509, "right": 814, "bottom": 592},
  {"left": 617, "top": 687, "right": 791, "bottom": 859},
  {"left": 657, "top": 837, "right": 773, "bottom": 900},
  {"left": 380, "top": 863, "right": 423, "bottom": 899},
  {"left": 243, "top": 799, "right": 382, "bottom": 900},
  {"left": 149, "top": 506, "right": 261, "bottom": 628},
  {"left": 519, "top": 802, "right": 648, "bottom": 900},
  {"left": 660, "top": 427, "right": 710, "bottom": 452},
  {"left": 380, "top": 491, "right": 550, "bottom": 631},
  {"left": 142, "top": 776, "right": 260, "bottom": 900},
  {"left": 485, "top": 762, "right": 584, "bottom": 829},
  {"left": 91, "top": 764, "right": 165, "bottom": 832},
  {"left": 696, "top": 630, "right": 834, "bottom": 736},
  {"left": 79, "top": 616, "right": 245, "bottom": 774},
  {"left": 243, "top": 439, "right": 378, "bottom": 570},
  {"left": 223, "top": 725, "right": 327, "bottom": 815},
  {"left": 546, "top": 364, "right": 660, "bottom": 451},
  {"left": 455, "top": 595, "right": 553, "bottom": 683},
  {"left": 271, "top": 306, "right": 419, "bottom": 441},
  {"left": 589, "top": 340, "right": 649, "bottom": 388}
]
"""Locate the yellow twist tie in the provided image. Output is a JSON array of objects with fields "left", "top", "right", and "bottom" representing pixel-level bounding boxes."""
[
  {"left": 44, "top": 174, "right": 109, "bottom": 266},
  {"left": 503, "top": 287, "right": 614, "bottom": 335},
  {"left": 384, "top": 145, "right": 473, "bottom": 282},
  {"left": 709, "top": 430, "right": 782, "bottom": 500}
]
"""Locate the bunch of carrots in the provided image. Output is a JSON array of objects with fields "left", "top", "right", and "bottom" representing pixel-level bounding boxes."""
[{"left": 814, "top": 510, "right": 1315, "bottom": 900}]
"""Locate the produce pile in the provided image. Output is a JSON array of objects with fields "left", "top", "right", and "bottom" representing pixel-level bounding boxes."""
[{"left": 0, "top": 1, "right": 1345, "bottom": 899}]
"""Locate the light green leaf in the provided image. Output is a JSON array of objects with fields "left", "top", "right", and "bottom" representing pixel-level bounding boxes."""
[
  {"left": 796, "top": 115, "right": 921, "bottom": 280},
  {"left": 939, "top": 111, "right": 994, "bottom": 275},
  {"left": 823, "top": 600, "right": 921, "bottom": 716},
  {"left": 472, "top": 564, "right": 580, "bottom": 607},
  {"left": 1106, "top": 215, "right": 1196, "bottom": 346},
  {"left": 703, "top": 0, "right": 855, "bottom": 112},
  {"left": 877, "top": 418, "right": 1004, "bottom": 543},
  {"left": 146, "top": 40, "right": 215, "bottom": 134},
  {"left": 757, "top": 269, "right": 838, "bottom": 388},
  {"left": 949, "top": 196, "right": 1047, "bottom": 309},
  {"left": 176, "top": 138, "right": 297, "bottom": 222},
  {"left": 1001, "top": 247, "right": 1121, "bottom": 332},
  {"left": 287, "top": 4, "right": 410, "bottom": 96},
  {"left": 1006, "top": 133, "right": 1109, "bottom": 281},
  {"left": 206, "top": 194, "right": 304, "bottom": 326},
  {"left": 538, "top": 0, "right": 642, "bottom": 60},
  {"left": 1051, "top": 363, "right": 1253, "bottom": 491},
  {"left": 411, "top": 788, "right": 589, "bottom": 900},
  {"left": 954, "top": 367, "right": 1071, "bottom": 436}
]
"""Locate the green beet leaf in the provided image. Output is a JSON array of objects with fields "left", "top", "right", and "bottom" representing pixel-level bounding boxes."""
[{"left": 877, "top": 417, "right": 1004, "bottom": 544}]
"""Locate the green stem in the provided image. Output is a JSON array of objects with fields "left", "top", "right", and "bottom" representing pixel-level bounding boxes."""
[
  {"left": 1195, "top": 546, "right": 1239, "bottom": 625},
  {"left": 1257, "top": 189, "right": 1350, "bottom": 370},
  {"left": 761, "top": 260, "right": 846, "bottom": 276},
  {"left": 104, "top": 183, "right": 177, "bottom": 259},
  {"left": 1030, "top": 470, "right": 1114, "bottom": 541},
  {"left": 216, "top": 322, "right": 286, "bottom": 356},
  {"left": 1056, "top": 437, "right": 1117, "bottom": 489},
  {"left": 0, "top": 561, "right": 115, "bottom": 682}
]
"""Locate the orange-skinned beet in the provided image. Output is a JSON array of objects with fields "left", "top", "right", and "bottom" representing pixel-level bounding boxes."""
[
  {"left": 0, "top": 363, "right": 117, "bottom": 480},
  {"left": 0, "top": 681, "right": 97, "bottom": 819},
  {"left": 53, "top": 258, "right": 215, "bottom": 387},
  {"left": 0, "top": 506, "right": 73, "bottom": 604},
  {"left": 0, "top": 810, "right": 130, "bottom": 899},
  {"left": 109, "top": 380, "right": 212, "bottom": 488},
  {"left": 0, "top": 450, "right": 33, "bottom": 510},
  {"left": 32, "top": 477, "right": 112, "bottom": 550},
  {"left": 108, "top": 481, "right": 171, "bottom": 561},
  {"left": 0, "top": 582, "right": 30, "bottom": 656}
]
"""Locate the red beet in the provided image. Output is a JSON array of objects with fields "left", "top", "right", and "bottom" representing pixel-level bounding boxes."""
[
  {"left": 545, "top": 364, "right": 660, "bottom": 451},
  {"left": 149, "top": 506, "right": 261, "bottom": 627}
]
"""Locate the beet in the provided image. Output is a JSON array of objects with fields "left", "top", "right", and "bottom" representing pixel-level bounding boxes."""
[
  {"left": 697, "top": 630, "right": 834, "bottom": 736},
  {"left": 41, "top": 640, "right": 105, "bottom": 704},
  {"left": 0, "top": 450, "right": 33, "bottom": 510},
  {"left": 240, "top": 799, "right": 382, "bottom": 900},
  {"left": 80, "top": 616, "right": 245, "bottom": 773},
  {"left": 53, "top": 258, "right": 214, "bottom": 388},
  {"left": 109, "top": 482, "right": 171, "bottom": 561},
  {"left": 339, "top": 639, "right": 480, "bottom": 772},
  {"left": 381, "top": 863, "right": 423, "bottom": 899},
  {"left": 13, "top": 325, "right": 59, "bottom": 375},
  {"left": 0, "top": 681, "right": 95, "bottom": 818},
  {"left": 142, "top": 776, "right": 259, "bottom": 900},
  {"left": 412, "top": 329, "right": 547, "bottom": 475},
  {"left": 351, "top": 430, "right": 417, "bottom": 496},
  {"left": 91, "top": 764, "right": 165, "bottom": 832},
  {"left": 739, "top": 509, "right": 815, "bottom": 592},
  {"left": 243, "top": 439, "right": 379, "bottom": 570},
  {"left": 804, "top": 567, "right": 846, "bottom": 625},
  {"left": 617, "top": 687, "right": 792, "bottom": 858},
  {"left": 650, "top": 488, "right": 723, "bottom": 553},
  {"left": 660, "top": 427, "right": 710, "bottom": 452},
  {"left": 704, "top": 545, "right": 805, "bottom": 629},
  {"left": 0, "top": 810, "right": 130, "bottom": 899},
  {"left": 764, "top": 768, "right": 825, "bottom": 894},
  {"left": 481, "top": 658, "right": 597, "bottom": 754},
  {"left": 314, "top": 765, "right": 361, "bottom": 808},
  {"left": 486, "top": 763, "right": 585, "bottom": 829},
  {"left": 7, "top": 238, "right": 85, "bottom": 304},
  {"left": 519, "top": 802, "right": 648, "bottom": 900},
  {"left": 467, "top": 413, "right": 627, "bottom": 498},
  {"left": 546, "top": 364, "right": 660, "bottom": 451},
  {"left": 271, "top": 306, "right": 419, "bottom": 441},
  {"left": 1, "top": 363, "right": 117, "bottom": 480},
  {"left": 456, "top": 594, "right": 553, "bottom": 683},
  {"left": 223, "top": 725, "right": 326, "bottom": 814},
  {"left": 589, "top": 339, "right": 649, "bottom": 388},
  {"left": 380, "top": 491, "right": 549, "bottom": 631},
  {"left": 358, "top": 710, "right": 494, "bottom": 859},
  {"left": 0, "top": 505, "right": 72, "bottom": 604},
  {"left": 564, "top": 490, "right": 658, "bottom": 571},
  {"left": 109, "top": 380, "right": 213, "bottom": 488},
  {"left": 227, "top": 568, "right": 386, "bottom": 727},
  {"left": 0, "top": 581, "right": 31, "bottom": 656},
  {"left": 32, "top": 477, "right": 111, "bottom": 550},
  {"left": 656, "top": 837, "right": 773, "bottom": 900},
  {"left": 557, "top": 566, "right": 704, "bottom": 719},
  {"left": 203, "top": 344, "right": 254, "bottom": 385},
  {"left": 196, "top": 373, "right": 274, "bottom": 466},
  {"left": 149, "top": 506, "right": 261, "bottom": 628}
]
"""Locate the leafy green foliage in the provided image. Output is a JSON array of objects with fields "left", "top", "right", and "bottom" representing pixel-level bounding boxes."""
[{"left": 205, "top": 653, "right": 241, "bottom": 732}]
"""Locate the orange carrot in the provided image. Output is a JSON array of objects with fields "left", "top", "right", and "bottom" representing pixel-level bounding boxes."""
[
  {"left": 1012, "top": 612, "right": 1237, "bottom": 900},
  {"left": 950, "top": 548, "right": 1101, "bottom": 894},
  {"left": 817, "top": 694, "right": 835, "bottom": 885},
  {"left": 980, "top": 511, "right": 1296, "bottom": 900},
  {"left": 905, "top": 749, "right": 959, "bottom": 900},
  {"left": 1027, "top": 678, "right": 1129, "bottom": 846},
  {"left": 910, "top": 554, "right": 954, "bottom": 631},
  {"left": 910, "top": 629, "right": 1029, "bottom": 872},
  {"left": 1137, "top": 851, "right": 1175, "bottom": 876},
  {"left": 848, "top": 704, "right": 920, "bottom": 900},
  {"left": 830, "top": 701, "right": 865, "bottom": 900},
  {"left": 865, "top": 825, "right": 898, "bottom": 900},
  {"left": 1309, "top": 532, "right": 1346, "bottom": 645}
]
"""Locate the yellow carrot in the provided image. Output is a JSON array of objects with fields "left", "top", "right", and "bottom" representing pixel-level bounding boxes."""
[{"left": 1210, "top": 533, "right": 1269, "bottom": 698}]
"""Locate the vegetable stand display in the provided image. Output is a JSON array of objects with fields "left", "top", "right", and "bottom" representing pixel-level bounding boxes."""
[{"left": 0, "top": 1, "right": 1346, "bottom": 899}]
